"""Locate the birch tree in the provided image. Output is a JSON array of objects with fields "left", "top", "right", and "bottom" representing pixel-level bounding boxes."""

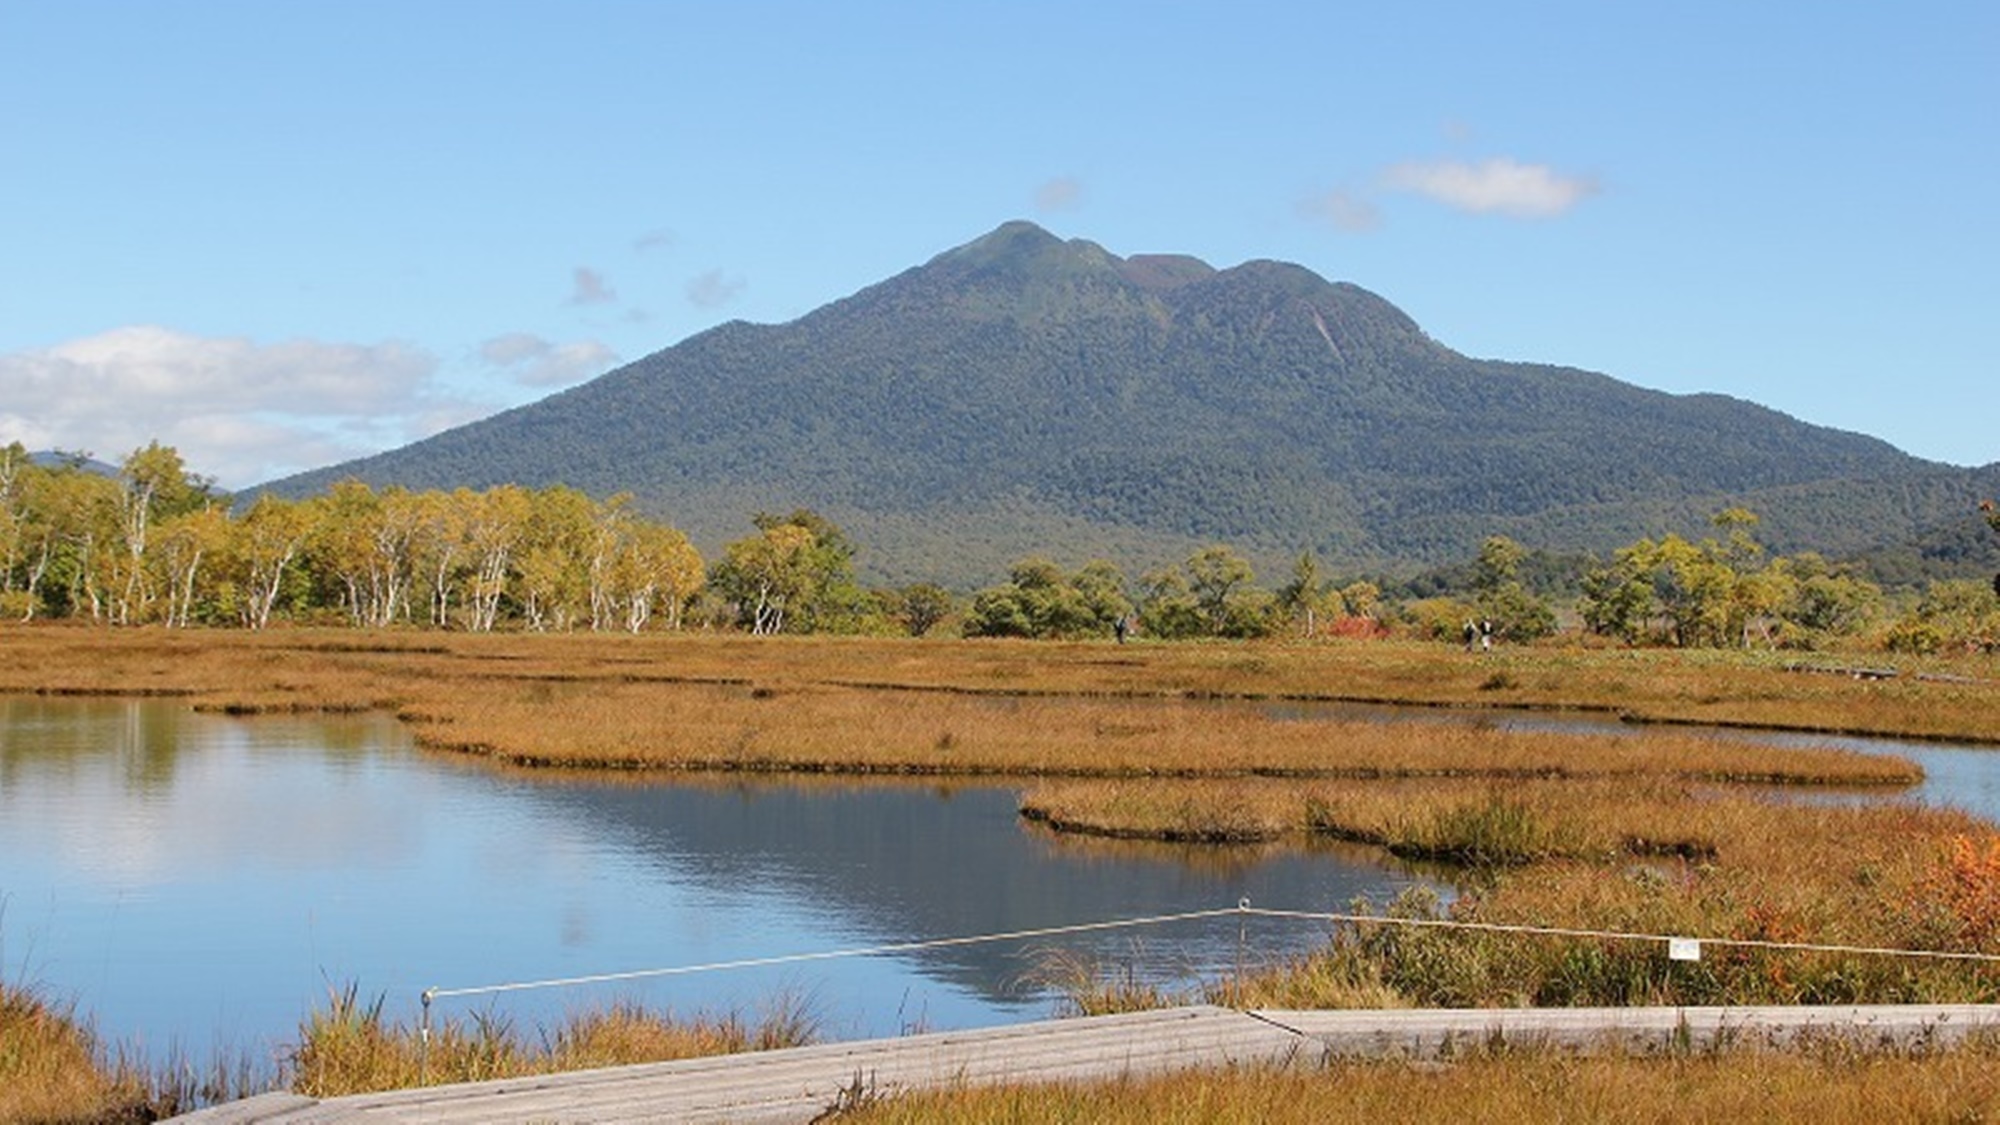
[
  {"left": 231, "top": 494, "right": 312, "bottom": 629},
  {"left": 463, "top": 485, "right": 531, "bottom": 632}
]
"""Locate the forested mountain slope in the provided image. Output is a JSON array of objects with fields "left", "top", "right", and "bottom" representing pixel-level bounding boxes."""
[{"left": 264, "top": 222, "right": 1998, "bottom": 586}]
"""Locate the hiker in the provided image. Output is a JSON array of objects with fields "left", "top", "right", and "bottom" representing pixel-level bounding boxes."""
[
  {"left": 1480, "top": 619, "right": 1494, "bottom": 651},
  {"left": 1463, "top": 620, "right": 1477, "bottom": 652}
]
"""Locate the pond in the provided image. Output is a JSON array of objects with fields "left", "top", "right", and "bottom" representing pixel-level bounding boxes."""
[
  {"left": 6, "top": 693, "right": 1994, "bottom": 1078},
  {"left": 0, "top": 696, "right": 1428, "bottom": 1072},
  {"left": 1230, "top": 698, "right": 2000, "bottom": 822}
]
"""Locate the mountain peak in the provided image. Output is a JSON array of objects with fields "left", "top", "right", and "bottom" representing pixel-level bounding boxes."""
[
  {"left": 931, "top": 220, "right": 1063, "bottom": 265},
  {"left": 262, "top": 223, "right": 1965, "bottom": 587}
]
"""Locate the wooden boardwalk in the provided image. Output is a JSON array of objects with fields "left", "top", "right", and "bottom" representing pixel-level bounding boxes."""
[{"left": 172, "top": 1004, "right": 2000, "bottom": 1124}]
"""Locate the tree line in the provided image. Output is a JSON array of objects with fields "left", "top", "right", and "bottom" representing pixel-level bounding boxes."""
[{"left": 3, "top": 443, "right": 1996, "bottom": 653}]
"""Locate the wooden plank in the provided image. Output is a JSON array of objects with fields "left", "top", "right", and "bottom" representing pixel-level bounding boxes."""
[
  {"left": 317, "top": 1006, "right": 1303, "bottom": 1124},
  {"left": 158, "top": 1092, "right": 319, "bottom": 1124},
  {"left": 1263, "top": 1004, "right": 2000, "bottom": 1057},
  {"left": 166, "top": 1004, "right": 2000, "bottom": 1124}
]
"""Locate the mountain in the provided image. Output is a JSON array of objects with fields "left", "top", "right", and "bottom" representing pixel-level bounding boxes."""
[
  {"left": 263, "top": 221, "right": 2000, "bottom": 587},
  {"left": 29, "top": 450, "right": 120, "bottom": 477}
]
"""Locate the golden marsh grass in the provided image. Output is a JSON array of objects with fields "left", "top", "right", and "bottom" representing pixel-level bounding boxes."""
[
  {"left": 1, "top": 628, "right": 1994, "bottom": 747},
  {"left": 4, "top": 626, "right": 1999, "bottom": 1116},
  {"left": 832, "top": 1042, "right": 2000, "bottom": 1124},
  {"left": 0, "top": 627, "right": 1963, "bottom": 781},
  {"left": 289, "top": 985, "right": 817, "bottom": 1098},
  {"left": 0, "top": 981, "right": 139, "bottom": 1125}
]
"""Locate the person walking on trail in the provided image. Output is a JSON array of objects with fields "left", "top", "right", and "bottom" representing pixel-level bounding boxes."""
[{"left": 1480, "top": 619, "right": 1493, "bottom": 652}]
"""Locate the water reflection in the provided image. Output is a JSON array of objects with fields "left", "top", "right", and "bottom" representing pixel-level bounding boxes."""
[
  {"left": 0, "top": 698, "right": 1425, "bottom": 1067},
  {"left": 7, "top": 692, "right": 1991, "bottom": 1073},
  {"left": 507, "top": 777, "right": 1413, "bottom": 1008}
]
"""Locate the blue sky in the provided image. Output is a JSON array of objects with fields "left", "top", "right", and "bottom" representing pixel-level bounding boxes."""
[{"left": 3, "top": 1, "right": 1994, "bottom": 488}]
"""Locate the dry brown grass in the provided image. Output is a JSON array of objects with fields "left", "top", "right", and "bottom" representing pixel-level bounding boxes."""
[
  {"left": 5, "top": 626, "right": 1999, "bottom": 1118},
  {"left": 1, "top": 626, "right": 1994, "bottom": 746},
  {"left": 0, "top": 626, "right": 1962, "bottom": 782},
  {"left": 1020, "top": 773, "right": 1953, "bottom": 864},
  {"left": 1028, "top": 781, "right": 2000, "bottom": 1008},
  {"left": 289, "top": 984, "right": 818, "bottom": 1098},
  {"left": 831, "top": 1043, "right": 2000, "bottom": 1124},
  {"left": 0, "top": 981, "right": 151, "bottom": 1125}
]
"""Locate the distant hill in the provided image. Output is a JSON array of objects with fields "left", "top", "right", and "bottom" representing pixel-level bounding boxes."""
[
  {"left": 262, "top": 221, "right": 2000, "bottom": 587},
  {"left": 29, "top": 450, "right": 119, "bottom": 477}
]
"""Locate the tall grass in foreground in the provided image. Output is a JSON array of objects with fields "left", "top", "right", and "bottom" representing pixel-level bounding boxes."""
[
  {"left": 826, "top": 1042, "right": 2000, "bottom": 1124},
  {"left": 0, "top": 979, "right": 260, "bottom": 1123},
  {"left": 0, "top": 981, "right": 137, "bottom": 1124},
  {"left": 290, "top": 983, "right": 820, "bottom": 1097},
  {"left": 1, "top": 978, "right": 821, "bottom": 1121}
]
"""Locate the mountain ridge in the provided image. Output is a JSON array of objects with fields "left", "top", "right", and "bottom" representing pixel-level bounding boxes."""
[{"left": 261, "top": 221, "right": 1997, "bottom": 587}]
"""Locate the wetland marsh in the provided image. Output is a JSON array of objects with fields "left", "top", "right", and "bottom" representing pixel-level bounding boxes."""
[{"left": 3, "top": 628, "right": 1998, "bottom": 1116}]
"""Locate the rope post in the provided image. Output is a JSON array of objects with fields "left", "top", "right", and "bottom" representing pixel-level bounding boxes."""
[
  {"left": 1235, "top": 897, "right": 1250, "bottom": 1010},
  {"left": 419, "top": 988, "right": 435, "bottom": 1085}
]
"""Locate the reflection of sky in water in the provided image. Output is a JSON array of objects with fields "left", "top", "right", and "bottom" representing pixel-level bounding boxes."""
[
  {"left": 6, "top": 694, "right": 1993, "bottom": 1072},
  {"left": 0, "top": 698, "right": 1425, "bottom": 1066},
  {"left": 1212, "top": 697, "right": 2000, "bottom": 820}
]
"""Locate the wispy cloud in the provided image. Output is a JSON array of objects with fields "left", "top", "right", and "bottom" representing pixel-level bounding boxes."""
[
  {"left": 0, "top": 326, "right": 447, "bottom": 487},
  {"left": 1382, "top": 157, "right": 1598, "bottom": 218},
  {"left": 477, "top": 332, "right": 617, "bottom": 388},
  {"left": 1298, "top": 188, "right": 1382, "bottom": 233},
  {"left": 685, "top": 269, "right": 746, "bottom": 309},
  {"left": 1034, "top": 176, "right": 1084, "bottom": 213},
  {"left": 632, "top": 228, "right": 675, "bottom": 253},
  {"left": 478, "top": 332, "right": 550, "bottom": 367},
  {"left": 567, "top": 266, "right": 617, "bottom": 305}
]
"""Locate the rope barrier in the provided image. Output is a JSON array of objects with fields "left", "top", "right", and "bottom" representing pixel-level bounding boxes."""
[
  {"left": 1236, "top": 906, "right": 2000, "bottom": 966},
  {"left": 417, "top": 905, "right": 1241, "bottom": 1080},
  {"left": 413, "top": 899, "right": 2000, "bottom": 1081},
  {"left": 423, "top": 906, "right": 1241, "bottom": 1003}
]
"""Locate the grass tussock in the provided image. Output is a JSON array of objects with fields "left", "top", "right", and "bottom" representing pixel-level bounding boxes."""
[
  {"left": 1024, "top": 948, "right": 1192, "bottom": 1017},
  {"left": 0, "top": 979, "right": 260, "bottom": 1124},
  {"left": 0, "top": 628, "right": 1991, "bottom": 759},
  {"left": 1023, "top": 776, "right": 1731, "bottom": 863},
  {"left": 1026, "top": 789, "right": 2000, "bottom": 1009},
  {"left": 0, "top": 981, "right": 137, "bottom": 1125},
  {"left": 290, "top": 983, "right": 819, "bottom": 1098},
  {"left": 826, "top": 1041, "right": 2000, "bottom": 1124}
]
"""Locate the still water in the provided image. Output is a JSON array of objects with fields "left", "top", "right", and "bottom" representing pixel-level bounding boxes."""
[
  {"left": 1230, "top": 698, "right": 2000, "bottom": 822},
  {"left": 0, "top": 696, "right": 1428, "bottom": 1066}
]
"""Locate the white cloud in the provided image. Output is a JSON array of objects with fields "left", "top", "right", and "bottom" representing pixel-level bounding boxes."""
[
  {"left": 0, "top": 326, "right": 445, "bottom": 488},
  {"left": 1298, "top": 188, "right": 1382, "bottom": 233},
  {"left": 1382, "top": 157, "right": 1598, "bottom": 218},
  {"left": 476, "top": 332, "right": 617, "bottom": 388},
  {"left": 685, "top": 269, "right": 746, "bottom": 309},
  {"left": 568, "top": 266, "right": 617, "bottom": 305},
  {"left": 478, "top": 331, "right": 551, "bottom": 366},
  {"left": 1034, "top": 176, "right": 1084, "bottom": 213},
  {"left": 632, "top": 228, "right": 675, "bottom": 253}
]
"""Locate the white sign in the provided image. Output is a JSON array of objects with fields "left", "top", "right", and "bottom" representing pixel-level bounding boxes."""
[{"left": 1667, "top": 937, "right": 1702, "bottom": 962}]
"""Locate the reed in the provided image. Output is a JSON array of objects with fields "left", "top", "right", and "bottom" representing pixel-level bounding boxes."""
[
  {"left": 1023, "top": 947, "right": 1193, "bottom": 1017},
  {"left": 827, "top": 1039, "right": 2000, "bottom": 1124},
  {"left": 1030, "top": 784, "right": 2000, "bottom": 1008},
  {"left": 289, "top": 982, "right": 819, "bottom": 1098},
  {"left": 400, "top": 677, "right": 1927, "bottom": 784},
  {"left": 0, "top": 629, "right": 1993, "bottom": 749},
  {"left": 4, "top": 626, "right": 1999, "bottom": 1116},
  {"left": 0, "top": 980, "right": 137, "bottom": 1125},
  {"left": 0, "top": 979, "right": 246, "bottom": 1124}
]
